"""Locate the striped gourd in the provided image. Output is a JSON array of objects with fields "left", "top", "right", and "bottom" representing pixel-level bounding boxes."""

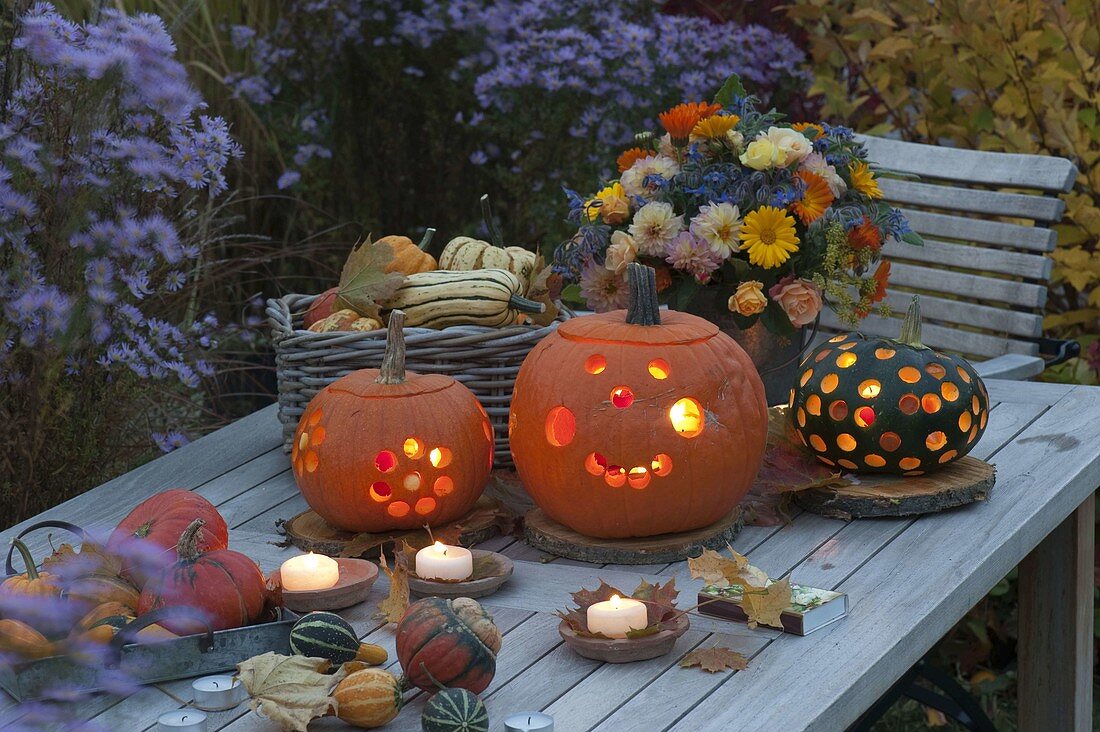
[
  {"left": 384, "top": 269, "right": 544, "bottom": 329},
  {"left": 333, "top": 667, "right": 403, "bottom": 728},
  {"left": 289, "top": 611, "right": 361, "bottom": 664},
  {"left": 439, "top": 237, "right": 537, "bottom": 292},
  {"left": 422, "top": 689, "right": 489, "bottom": 732}
]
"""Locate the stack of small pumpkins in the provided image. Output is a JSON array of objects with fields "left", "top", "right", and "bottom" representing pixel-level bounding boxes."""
[
  {"left": 0, "top": 489, "right": 270, "bottom": 660},
  {"left": 305, "top": 195, "right": 545, "bottom": 333}
]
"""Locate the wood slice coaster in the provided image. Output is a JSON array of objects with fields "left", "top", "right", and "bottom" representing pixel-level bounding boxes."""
[
  {"left": 524, "top": 506, "right": 743, "bottom": 565},
  {"left": 282, "top": 496, "right": 506, "bottom": 558},
  {"left": 407, "top": 550, "right": 514, "bottom": 599},
  {"left": 793, "top": 456, "right": 996, "bottom": 520}
]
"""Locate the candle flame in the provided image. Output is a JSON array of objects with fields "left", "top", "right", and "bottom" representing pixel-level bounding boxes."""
[
  {"left": 434, "top": 541, "right": 446, "bottom": 556},
  {"left": 610, "top": 594, "right": 621, "bottom": 609}
]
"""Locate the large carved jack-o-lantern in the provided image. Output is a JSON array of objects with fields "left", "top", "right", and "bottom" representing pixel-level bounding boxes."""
[
  {"left": 292, "top": 311, "right": 493, "bottom": 532},
  {"left": 509, "top": 263, "right": 768, "bottom": 538}
]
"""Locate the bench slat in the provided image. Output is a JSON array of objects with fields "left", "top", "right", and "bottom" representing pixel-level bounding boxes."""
[
  {"left": 900, "top": 209, "right": 1057, "bottom": 253},
  {"left": 875, "top": 290, "right": 1044, "bottom": 338},
  {"left": 888, "top": 262, "right": 1046, "bottom": 309},
  {"left": 878, "top": 178, "right": 1065, "bottom": 222},
  {"left": 883, "top": 237, "right": 1051, "bottom": 280},
  {"left": 819, "top": 309, "right": 1040, "bottom": 359}
]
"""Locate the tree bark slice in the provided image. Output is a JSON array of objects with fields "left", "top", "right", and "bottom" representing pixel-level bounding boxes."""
[{"left": 793, "top": 456, "right": 995, "bottom": 519}]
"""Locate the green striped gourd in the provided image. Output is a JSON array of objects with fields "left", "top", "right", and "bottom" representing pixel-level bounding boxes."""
[
  {"left": 384, "top": 269, "right": 544, "bottom": 329},
  {"left": 289, "top": 611, "right": 387, "bottom": 665},
  {"left": 422, "top": 688, "right": 489, "bottom": 732}
]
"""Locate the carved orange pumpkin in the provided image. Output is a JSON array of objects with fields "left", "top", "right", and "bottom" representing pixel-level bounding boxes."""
[
  {"left": 509, "top": 263, "right": 768, "bottom": 538},
  {"left": 293, "top": 311, "right": 492, "bottom": 532}
]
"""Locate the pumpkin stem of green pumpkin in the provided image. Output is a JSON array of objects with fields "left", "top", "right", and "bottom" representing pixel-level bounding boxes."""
[
  {"left": 10, "top": 538, "right": 40, "bottom": 580},
  {"left": 176, "top": 519, "right": 206, "bottom": 561},
  {"left": 418, "top": 228, "right": 436, "bottom": 251},
  {"left": 896, "top": 295, "right": 924, "bottom": 348},
  {"left": 479, "top": 194, "right": 504, "bottom": 249},
  {"left": 377, "top": 310, "right": 407, "bottom": 385},
  {"left": 626, "top": 262, "right": 661, "bottom": 326}
]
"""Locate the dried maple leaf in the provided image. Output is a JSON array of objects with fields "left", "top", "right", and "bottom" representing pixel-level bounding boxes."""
[
  {"left": 742, "top": 575, "right": 793, "bottom": 630},
  {"left": 42, "top": 540, "right": 123, "bottom": 580},
  {"left": 555, "top": 579, "right": 630, "bottom": 636},
  {"left": 679, "top": 646, "right": 749, "bottom": 673},
  {"left": 525, "top": 260, "right": 562, "bottom": 326},
  {"left": 631, "top": 578, "right": 679, "bottom": 625},
  {"left": 236, "top": 652, "right": 349, "bottom": 731},
  {"left": 375, "top": 546, "right": 410, "bottom": 623},
  {"left": 335, "top": 237, "right": 405, "bottom": 318},
  {"left": 688, "top": 546, "right": 769, "bottom": 590}
]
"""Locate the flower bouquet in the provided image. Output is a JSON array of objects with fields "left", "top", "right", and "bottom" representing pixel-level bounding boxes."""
[{"left": 554, "top": 75, "right": 923, "bottom": 339}]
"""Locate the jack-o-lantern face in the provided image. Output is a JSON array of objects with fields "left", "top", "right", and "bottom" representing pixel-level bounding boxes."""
[
  {"left": 509, "top": 264, "right": 768, "bottom": 538},
  {"left": 293, "top": 312, "right": 492, "bottom": 532}
]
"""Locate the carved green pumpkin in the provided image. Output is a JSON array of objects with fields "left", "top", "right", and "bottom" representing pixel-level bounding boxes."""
[{"left": 789, "top": 297, "right": 989, "bottom": 475}]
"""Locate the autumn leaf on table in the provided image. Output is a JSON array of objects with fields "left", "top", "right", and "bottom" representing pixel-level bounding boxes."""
[
  {"left": 375, "top": 545, "right": 410, "bottom": 623},
  {"left": 687, "top": 546, "right": 768, "bottom": 590},
  {"left": 335, "top": 236, "right": 405, "bottom": 319},
  {"left": 236, "top": 652, "right": 349, "bottom": 732},
  {"left": 524, "top": 260, "right": 562, "bottom": 326},
  {"left": 741, "top": 575, "right": 792, "bottom": 630},
  {"left": 631, "top": 578, "right": 679, "bottom": 625},
  {"left": 679, "top": 646, "right": 749, "bottom": 673},
  {"left": 557, "top": 578, "right": 679, "bottom": 637}
]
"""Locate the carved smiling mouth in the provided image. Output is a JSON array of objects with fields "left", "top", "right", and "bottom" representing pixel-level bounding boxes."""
[{"left": 583, "top": 452, "right": 673, "bottom": 489}]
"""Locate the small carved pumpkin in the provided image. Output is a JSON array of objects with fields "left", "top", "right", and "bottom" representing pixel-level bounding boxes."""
[
  {"left": 790, "top": 296, "right": 989, "bottom": 475},
  {"left": 509, "top": 263, "right": 768, "bottom": 538},
  {"left": 292, "top": 311, "right": 492, "bottom": 532},
  {"left": 381, "top": 229, "right": 438, "bottom": 275}
]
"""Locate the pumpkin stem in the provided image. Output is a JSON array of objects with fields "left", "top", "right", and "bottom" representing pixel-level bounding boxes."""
[
  {"left": 507, "top": 294, "right": 546, "bottom": 314},
  {"left": 479, "top": 194, "right": 504, "bottom": 249},
  {"left": 176, "top": 519, "right": 206, "bottom": 561},
  {"left": 896, "top": 295, "right": 924, "bottom": 348},
  {"left": 417, "top": 228, "right": 436, "bottom": 251},
  {"left": 10, "top": 538, "right": 40, "bottom": 581},
  {"left": 626, "top": 262, "right": 661, "bottom": 326},
  {"left": 377, "top": 310, "right": 407, "bottom": 385},
  {"left": 419, "top": 662, "right": 448, "bottom": 691}
]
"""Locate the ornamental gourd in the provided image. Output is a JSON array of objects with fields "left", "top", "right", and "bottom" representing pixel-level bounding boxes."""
[
  {"left": 137, "top": 519, "right": 269, "bottom": 634},
  {"left": 0, "top": 619, "right": 56, "bottom": 659},
  {"left": 292, "top": 311, "right": 493, "bottom": 532},
  {"left": 381, "top": 229, "right": 438, "bottom": 275},
  {"left": 422, "top": 689, "right": 489, "bottom": 732},
  {"left": 384, "top": 269, "right": 543, "bottom": 328},
  {"left": 396, "top": 597, "right": 502, "bottom": 694},
  {"left": 332, "top": 667, "right": 404, "bottom": 728},
  {"left": 303, "top": 287, "right": 340, "bottom": 328},
  {"left": 289, "top": 611, "right": 387, "bottom": 665},
  {"left": 509, "top": 263, "right": 768, "bottom": 538},
  {"left": 439, "top": 194, "right": 538, "bottom": 292},
  {"left": 3, "top": 539, "right": 59, "bottom": 599},
  {"left": 790, "top": 296, "right": 989, "bottom": 475}
]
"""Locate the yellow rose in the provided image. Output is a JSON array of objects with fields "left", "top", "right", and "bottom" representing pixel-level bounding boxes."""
[
  {"left": 739, "top": 138, "right": 786, "bottom": 171},
  {"left": 586, "top": 182, "right": 630, "bottom": 224},
  {"left": 728, "top": 280, "right": 767, "bottom": 316},
  {"left": 604, "top": 231, "right": 637, "bottom": 275}
]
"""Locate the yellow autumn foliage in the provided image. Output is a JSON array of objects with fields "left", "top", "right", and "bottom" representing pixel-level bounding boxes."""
[{"left": 787, "top": 0, "right": 1100, "bottom": 343}]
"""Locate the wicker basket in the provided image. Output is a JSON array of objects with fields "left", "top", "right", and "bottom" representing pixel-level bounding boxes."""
[{"left": 267, "top": 293, "right": 569, "bottom": 467}]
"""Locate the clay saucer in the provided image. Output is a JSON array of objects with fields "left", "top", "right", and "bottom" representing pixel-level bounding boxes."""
[
  {"left": 271, "top": 557, "right": 378, "bottom": 612},
  {"left": 407, "top": 549, "right": 513, "bottom": 599},
  {"left": 559, "top": 613, "right": 690, "bottom": 663}
]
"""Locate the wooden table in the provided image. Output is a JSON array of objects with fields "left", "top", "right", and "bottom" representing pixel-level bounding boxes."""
[{"left": 2, "top": 379, "right": 1097, "bottom": 731}]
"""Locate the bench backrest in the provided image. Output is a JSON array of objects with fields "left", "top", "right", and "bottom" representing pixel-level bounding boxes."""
[{"left": 816, "top": 135, "right": 1077, "bottom": 361}]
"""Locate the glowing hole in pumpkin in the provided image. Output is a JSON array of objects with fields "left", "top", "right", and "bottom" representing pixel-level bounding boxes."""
[
  {"left": 821, "top": 374, "right": 839, "bottom": 394},
  {"left": 585, "top": 452, "right": 608, "bottom": 476},
  {"left": 925, "top": 363, "right": 946, "bottom": 379},
  {"left": 957, "top": 366, "right": 972, "bottom": 384},
  {"left": 968, "top": 426, "right": 978, "bottom": 443},
  {"left": 788, "top": 389, "right": 795, "bottom": 408},
  {"left": 308, "top": 410, "right": 323, "bottom": 426},
  {"left": 797, "top": 408, "right": 807, "bottom": 427},
  {"left": 865, "top": 454, "right": 886, "bottom": 468},
  {"left": 648, "top": 359, "right": 670, "bottom": 380},
  {"left": 429, "top": 447, "right": 452, "bottom": 468},
  {"left": 958, "top": 411, "right": 972, "bottom": 432},
  {"left": 836, "top": 352, "right": 858, "bottom": 368},
  {"left": 387, "top": 501, "right": 410, "bottom": 518},
  {"left": 312, "top": 426, "right": 326, "bottom": 446},
  {"left": 829, "top": 335, "right": 848, "bottom": 343},
  {"left": 669, "top": 398, "right": 704, "bottom": 437},
  {"left": 806, "top": 394, "right": 822, "bottom": 416},
  {"left": 875, "top": 348, "right": 896, "bottom": 360},
  {"left": 980, "top": 410, "right": 988, "bottom": 429},
  {"left": 304, "top": 451, "right": 319, "bottom": 472},
  {"left": 818, "top": 456, "right": 835, "bottom": 466},
  {"left": 858, "top": 380, "right": 881, "bottom": 399},
  {"left": 403, "top": 472, "right": 422, "bottom": 491},
  {"left": 651, "top": 454, "right": 673, "bottom": 476},
  {"left": 415, "top": 497, "right": 437, "bottom": 516},
  {"left": 585, "top": 355, "right": 607, "bottom": 375},
  {"left": 508, "top": 413, "right": 517, "bottom": 437},
  {"left": 545, "top": 406, "right": 576, "bottom": 446},
  {"left": 898, "top": 394, "right": 920, "bottom": 415},
  {"left": 433, "top": 476, "right": 454, "bottom": 496},
  {"left": 375, "top": 450, "right": 397, "bottom": 473},
  {"left": 855, "top": 407, "right": 875, "bottom": 428},
  {"left": 926, "top": 431, "right": 948, "bottom": 451},
  {"left": 370, "top": 481, "right": 392, "bottom": 502},
  {"left": 971, "top": 395, "right": 980, "bottom": 414},
  {"left": 838, "top": 459, "right": 858, "bottom": 469},
  {"left": 800, "top": 369, "right": 813, "bottom": 386},
  {"left": 939, "top": 449, "right": 958, "bottom": 464},
  {"left": 837, "top": 433, "right": 857, "bottom": 452},
  {"left": 815, "top": 349, "right": 832, "bottom": 362},
  {"left": 922, "top": 394, "right": 942, "bottom": 414},
  {"left": 796, "top": 429, "right": 808, "bottom": 446},
  {"left": 899, "top": 457, "right": 921, "bottom": 470},
  {"left": 809, "top": 434, "right": 827, "bottom": 452},
  {"left": 898, "top": 367, "right": 921, "bottom": 384},
  {"left": 611, "top": 387, "right": 635, "bottom": 409},
  {"left": 605, "top": 466, "right": 627, "bottom": 488},
  {"left": 483, "top": 420, "right": 493, "bottom": 443},
  {"left": 829, "top": 400, "right": 848, "bottom": 421},
  {"left": 298, "top": 433, "right": 310, "bottom": 451},
  {"left": 880, "top": 432, "right": 902, "bottom": 452},
  {"left": 627, "top": 467, "right": 650, "bottom": 490},
  {"left": 941, "top": 382, "right": 959, "bottom": 401},
  {"left": 838, "top": 342, "right": 857, "bottom": 351},
  {"left": 403, "top": 438, "right": 425, "bottom": 459}
]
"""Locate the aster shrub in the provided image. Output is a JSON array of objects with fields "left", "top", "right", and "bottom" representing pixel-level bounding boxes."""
[
  {"left": 221, "top": 0, "right": 811, "bottom": 244},
  {"left": 0, "top": 3, "right": 243, "bottom": 521},
  {"left": 557, "top": 76, "right": 922, "bottom": 336}
]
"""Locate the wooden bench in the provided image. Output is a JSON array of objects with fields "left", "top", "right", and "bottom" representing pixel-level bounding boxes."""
[{"left": 816, "top": 135, "right": 1079, "bottom": 380}]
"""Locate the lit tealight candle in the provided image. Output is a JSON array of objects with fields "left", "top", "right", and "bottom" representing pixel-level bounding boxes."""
[
  {"left": 415, "top": 542, "right": 473, "bottom": 581},
  {"left": 156, "top": 709, "right": 207, "bottom": 732},
  {"left": 586, "top": 594, "right": 648, "bottom": 639},
  {"left": 191, "top": 675, "right": 247, "bottom": 711},
  {"left": 280, "top": 552, "right": 339, "bottom": 592}
]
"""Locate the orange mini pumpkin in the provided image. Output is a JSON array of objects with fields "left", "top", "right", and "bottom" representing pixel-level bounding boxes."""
[
  {"left": 292, "top": 310, "right": 493, "bottom": 532},
  {"left": 509, "top": 263, "right": 768, "bottom": 538}
]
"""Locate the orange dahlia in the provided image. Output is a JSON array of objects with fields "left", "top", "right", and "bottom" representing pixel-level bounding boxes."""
[
  {"left": 659, "top": 102, "right": 722, "bottom": 144},
  {"left": 848, "top": 217, "right": 883, "bottom": 251},
  {"left": 791, "top": 122, "right": 825, "bottom": 140},
  {"left": 617, "top": 147, "right": 654, "bottom": 173},
  {"left": 791, "top": 170, "right": 834, "bottom": 224}
]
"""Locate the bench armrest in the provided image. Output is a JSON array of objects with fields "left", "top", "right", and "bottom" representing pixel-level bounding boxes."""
[
  {"left": 974, "top": 354, "right": 1046, "bottom": 380},
  {"left": 1038, "top": 337, "right": 1080, "bottom": 367}
]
